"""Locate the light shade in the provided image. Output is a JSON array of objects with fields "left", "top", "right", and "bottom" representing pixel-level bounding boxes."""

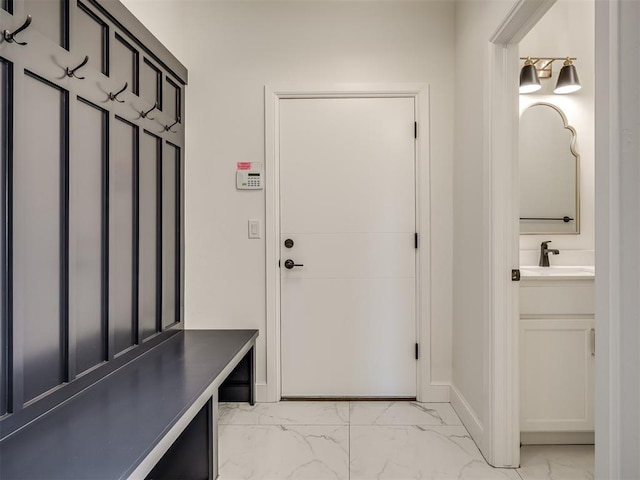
[
  {"left": 554, "top": 60, "right": 581, "bottom": 94},
  {"left": 519, "top": 62, "right": 542, "bottom": 94}
]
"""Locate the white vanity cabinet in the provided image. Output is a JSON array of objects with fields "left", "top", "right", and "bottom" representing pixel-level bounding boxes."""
[{"left": 520, "top": 276, "right": 595, "bottom": 439}]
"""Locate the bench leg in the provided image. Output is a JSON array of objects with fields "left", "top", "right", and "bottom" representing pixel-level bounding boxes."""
[
  {"left": 212, "top": 390, "right": 219, "bottom": 479},
  {"left": 249, "top": 346, "right": 255, "bottom": 406}
]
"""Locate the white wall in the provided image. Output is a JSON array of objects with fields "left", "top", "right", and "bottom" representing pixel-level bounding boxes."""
[
  {"left": 518, "top": 0, "right": 595, "bottom": 266},
  {"left": 119, "top": 0, "right": 455, "bottom": 397},
  {"left": 451, "top": 0, "right": 517, "bottom": 453}
]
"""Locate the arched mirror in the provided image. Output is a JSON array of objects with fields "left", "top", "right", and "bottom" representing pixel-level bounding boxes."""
[{"left": 519, "top": 103, "right": 580, "bottom": 234}]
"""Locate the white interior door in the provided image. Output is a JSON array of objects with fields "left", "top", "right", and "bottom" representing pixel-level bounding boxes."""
[{"left": 280, "top": 97, "right": 417, "bottom": 397}]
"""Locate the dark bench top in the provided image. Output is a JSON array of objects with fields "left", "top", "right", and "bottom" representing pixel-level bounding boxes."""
[{"left": 0, "top": 329, "right": 258, "bottom": 480}]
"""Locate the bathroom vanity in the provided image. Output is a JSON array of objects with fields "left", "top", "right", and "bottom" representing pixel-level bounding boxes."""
[{"left": 519, "top": 267, "right": 595, "bottom": 444}]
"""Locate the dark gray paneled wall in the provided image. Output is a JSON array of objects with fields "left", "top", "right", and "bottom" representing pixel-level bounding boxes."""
[
  {"left": 17, "top": 72, "right": 67, "bottom": 403},
  {"left": 162, "top": 142, "right": 179, "bottom": 329},
  {"left": 22, "top": 0, "right": 68, "bottom": 49},
  {"left": 139, "top": 131, "right": 159, "bottom": 341},
  {"left": 110, "top": 116, "right": 137, "bottom": 356},
  {"left": 0, "top": 0, "right": 186, "bottom": 429},
  {"left": 71, "top": 98, "right": 107, "bottom": 376}
]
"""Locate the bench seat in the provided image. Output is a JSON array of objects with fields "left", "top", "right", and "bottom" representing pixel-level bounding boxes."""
[{"left": 0, "top": 329, "right": 258, "bottom": 480}]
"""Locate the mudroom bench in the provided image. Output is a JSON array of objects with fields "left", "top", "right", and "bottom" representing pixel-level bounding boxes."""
[{"left": 0, "top": 329, "right": 258, "bottom": 480}]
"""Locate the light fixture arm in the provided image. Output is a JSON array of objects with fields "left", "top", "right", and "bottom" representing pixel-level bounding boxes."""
[
  {"left": 519, "top": 57, "right": 577, "bottom": 63},
  {"left": 519, "top": 57, "right": 577, "bottom": 78}
]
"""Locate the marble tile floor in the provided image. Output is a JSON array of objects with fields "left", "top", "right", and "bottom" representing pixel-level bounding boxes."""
[
  {"left": 518, "top": 445, "right": 594, "bottom": 480},
  {"left": 218, "top": 401, "right": 594, "bottom": 480}
]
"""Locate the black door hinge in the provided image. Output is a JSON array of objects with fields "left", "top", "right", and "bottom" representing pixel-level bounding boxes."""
[
  {"left": 512, "top": 269, "right": 521, "bottom": 281},
  {"left": 415, "top": 343, "right": 419, "bottom": 360},
  {"left": 414, "top": 122, "right": 417, "bottom": 139},
  {"left": 415, "top": 233, "right": 418, "bottom": 249}
]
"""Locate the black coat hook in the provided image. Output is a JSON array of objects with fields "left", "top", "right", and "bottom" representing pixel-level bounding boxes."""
[
  {"left": 164, "top": 117, "right": 180, "bottom": 133},
  {"left": 108, "top": 82, "right": 128, "bottom": 103},
  {"left": 66, "top": 55, "right": 89, "bottom": 79},
  {"left": 3, "top": 15, "right": 32, "bottom": 45},
  {"left": 140, "top": 103, "right": 158, "bottom": 120}
]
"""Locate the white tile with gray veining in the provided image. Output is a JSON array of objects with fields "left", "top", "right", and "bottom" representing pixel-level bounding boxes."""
[
  {"left": 517, "top": 445, "right": 594, "bottom": 480},
  {"left": 350, "top": 425, "right": 521, "bottom": 480},
  {"left": 218, "top": 401, "right": 349, "bottom": 425},
  {"left": 217, "top": 402, "right": 593, "bottom": 480},
  {"left": 218, "top": 424, "right": 349, "bottom": 480},
  {"left": 349, "top": 401, "right": 462, "bottom": 426}
]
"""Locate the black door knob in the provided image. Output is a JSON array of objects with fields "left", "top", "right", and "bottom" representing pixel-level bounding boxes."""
[{"left": 284, "top": 259, "right": 304, "bottom": 270}]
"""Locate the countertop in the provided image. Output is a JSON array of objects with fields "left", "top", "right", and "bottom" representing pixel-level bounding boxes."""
[{"left": 520, "top": 265, "right": 595, "bottom": 280}]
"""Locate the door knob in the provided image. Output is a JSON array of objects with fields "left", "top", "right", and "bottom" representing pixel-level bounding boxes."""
[{"left": 284, "top": 259, "right": 304, "bottom": 270}]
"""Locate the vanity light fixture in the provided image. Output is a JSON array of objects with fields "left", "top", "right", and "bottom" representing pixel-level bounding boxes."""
[
  {"left": 519, "top": 57, "right": 542, "bottom": 93},
  {"left": 554, "top": 58, "right": 582, "bottom": 94},
  {"left": 519, "top": 57, "right": 581, "bottom": 94}
]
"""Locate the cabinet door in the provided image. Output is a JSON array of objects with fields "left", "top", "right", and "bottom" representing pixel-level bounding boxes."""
[{"left": 520, "top": 318, "right": 595, "bottom": 431}]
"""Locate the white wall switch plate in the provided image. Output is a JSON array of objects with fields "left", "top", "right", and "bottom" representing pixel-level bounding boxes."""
[{"left": 248, "top": 219, "right": 261, "bottom": 239}]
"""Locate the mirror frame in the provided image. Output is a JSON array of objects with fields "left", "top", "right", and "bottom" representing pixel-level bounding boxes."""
[{"left": 519, "top": 102, "right": 580, "bottom": 235}]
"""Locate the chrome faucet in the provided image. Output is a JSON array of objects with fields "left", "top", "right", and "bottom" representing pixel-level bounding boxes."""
[{"left": 539, "top": 241, "right": 560, "bottom": 267}]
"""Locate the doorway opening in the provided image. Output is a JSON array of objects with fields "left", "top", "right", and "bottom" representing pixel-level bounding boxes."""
[
  {"left": 517, "top": 0, "right": 596, "bottom": 449},
  {"left": 487, "top": 0, "right": 595, "bottom": 471}
]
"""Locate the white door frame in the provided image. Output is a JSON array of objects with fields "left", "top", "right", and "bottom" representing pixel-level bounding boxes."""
[
  {"left": 263, "top": 84, "right": 441, "bottom": 403},
  {"left": 594, "top": 1, "right": 640, "bottom": 477},
  {"left": 484, "top": 0, "right": 556, "bottom": 467}
]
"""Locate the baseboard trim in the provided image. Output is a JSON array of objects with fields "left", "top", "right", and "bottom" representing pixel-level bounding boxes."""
[
  {"left": 254, "top": 383, "right": 270, "bottom": 403},
  {"left": 420, "top": 383, "right": 451, "bottom": 403},
  {"left": 450, "top": 383, "right": 486, "bottom": 451},
  {"left": 521, "top": 431, "right": 595, "bottom": 445}
]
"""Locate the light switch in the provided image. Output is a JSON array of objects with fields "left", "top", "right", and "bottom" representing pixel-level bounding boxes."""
[{"left": 248, "top": 219, "right": 261, "bottom": 239}]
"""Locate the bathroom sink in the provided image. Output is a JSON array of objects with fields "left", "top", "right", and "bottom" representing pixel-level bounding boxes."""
[{"left": 520, "top": 265, "right": 595, "bottom": 278}]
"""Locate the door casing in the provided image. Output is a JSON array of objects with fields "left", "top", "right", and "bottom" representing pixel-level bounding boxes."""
[
  {"left": 263, "top": 84, "right": 441, "bottom": 403},
  {"left": 478, "top": 0, "right": 557, "bottom": 468}
]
